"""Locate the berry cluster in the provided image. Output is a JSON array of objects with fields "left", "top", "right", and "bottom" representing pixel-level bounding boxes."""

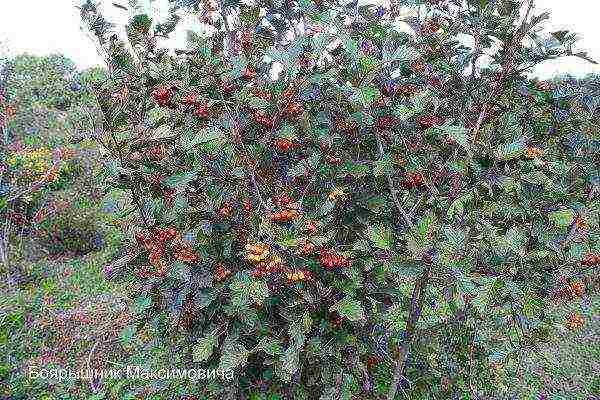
[
  {"left": 219, "top": 202, "right": 234, "bottom": 217},
  {"left": 319, "top": 249, "right": 350, "bottom": 270},
  {"left": 286, "top": 269, "right": 312, "bottom": 283},
  {"left": 252, "top": 255, "right": 283, "bottom": 278},
  {"left": 173, "top": 242, "right": 199, "bottom": 263},
  {"left": 401, "top": 172, "right": 426, "bottom": 189},
  {"left": 273, "top": 194, "right": 291, "bottom": 207},
  {"left": 135, "top": 227, "right": 175, "bottom": 271},
  {"left": 566, "top": 313, "right": 585, "bottom": 330},
  {"left": 325, "top": 154, "right": 342, "bottom": 165},
  {"left": 181, "top": 93, "right": 198, "bottom": 106},
  {"left": 254, "top": 110, "right": 274, "bottom": 129},
  {"left": 567, "top": 281, "right": 585, "bottom": 297},
  {"left": 253, "top": 89, "right": 273, "bottom": 101},
  {"left": 297, "top": 241, "right": 316, "bottom": 256},
  {"left": 148, "top": 145, "right": 165, "bottom": 161},
  {"left": 222, "top": 81, "right": 236, "bottom": 96},
  {"left": 271, "top": 209, "right": 299, "bottom": 223},
  {"left": 581, "top": 253, "right": 600, "bottom": 267},
  {"left": 193, "top": 104, "right": 209, "bottom": 119},
  {"left": 574, "top": 216, "right": 588, "bottom": 231},
  {"left": 329, "top": 311, "right": 343, "bottom": 328},
  {"left": 245, "top": 243, "right": 270, "bottom": 263},
  {"left": 284, "top": 102, "right": 304, "bottom": 119},
  {"left": 397, "top": 84, "right": 418, "bottom": 96},
  {"left": 274, "top": 138, "right": 296, "bottom": 152},
  {"left": 152, "top": 87, "right": 173, "bottom": 107},
  {"left": 428, "top": 77, "right": 443, "bottom": 89},
  {"left": 214, "top": 263, "right": 232, "bottom": 282},
  {"left": 377, "top": 116, "right": 397, "bottom": 130},
  {"left": 423, "top": 19, "right": 441, "bottom": 33},
  {"left": 525, "top": 147, "right": 544, "bottom": 159},
  {"left": 243, "top": 198, "right": 252, "bottom": 214},
  {"left": 241, "top": 31, "right": 253, "bottom": 52},
  {"left": 416, "top": 115, "right": 445, "bottom": 129},
  {"left": 412, "top": 60, "right": 428, "bottom": 74}
]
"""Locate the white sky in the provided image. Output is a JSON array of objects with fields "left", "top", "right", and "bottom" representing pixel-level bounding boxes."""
[{"left": 0, "top": 0, "right": 599, "bottom": 78}]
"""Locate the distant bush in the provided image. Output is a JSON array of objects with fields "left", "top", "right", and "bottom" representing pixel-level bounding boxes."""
[{"left": 35, "top": 194, "right": 105, "bottom": 256}]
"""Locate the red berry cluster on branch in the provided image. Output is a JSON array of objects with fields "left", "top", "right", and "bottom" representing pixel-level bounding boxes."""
[
  {"left": 181, "top": 93, "right": 199, "bottom": 106},
  {"left": 214, "top": 263, "right": 232, "bottom": 282},
  {"left": 271, "top": 209, "right": 299, "bottom": 223},
  {"left": 219, "top": 202, "right": 234, "bottom": 218},
  {"left": 284, "top": 102, "right": 304, "bottom": 119},
  {"left": 254, "top": 110, "right": 274, "bottom": 129},
  {"left": 273, "top": 194, "right": 292, "bottom": 207},
  {"left": 148, "top": 145, "right": 165, "bottom": 161},
  {"left": 377, "top": 116, "right": 397, "bottom": 130},
  {"left": 581, "top": 253, "right": 600, "bottom": 267},
  {"left": 193, "top": 104, "right": 209, "bottom": 119},
  {"left": 319, "top": 249, "right": 350, "bottom": 270},
  {"left": 401, "top": 172, "right": 426, "bottom": 189},
  {"left": 397, "top": 84, "right": 418, "bottom": 96},
  {"left": 416, "top": 115, "right": 445, "bottom": 129},
  {"left": 274, "top": 138, "right": 296, "bottom": 152},
  {"left": 152, "top": 87, "right": 173, "bottom": 107},
  {"left": 423, "top": 19, "right": 441, "bottom": 34},
  {"left": 242, "top": 67, "right": 256, "bottom": 80},
  {"left": 286, "top": 269, "right": 312, "bottom": 283},
  {"left": 222, "top": 81, "right": 236, "bottom": 95},
  {"left": 251, "top": 257, "right": 283, "bottom": 278},
  {"left": 173, "top": 242, "right": 199, "bottom": 263}
]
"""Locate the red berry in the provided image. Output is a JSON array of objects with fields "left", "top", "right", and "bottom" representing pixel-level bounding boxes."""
[
  {"left": 152, "top": 87, "right": 173, "bottom": 106},
  {"left": 274, "top": 138, "right": 295, "bottom": 152},
  {"left": 194, "top": 104, "right": 209, "bottom": 118},
  {"left": 377, "top": 116, "right": 396, "bottom": 130},
  {"left": 242, "top": 67, "right": 256, "bottom": 80},
  {"left": 182, "top": 93, "right": 199, "bottom": 105}
]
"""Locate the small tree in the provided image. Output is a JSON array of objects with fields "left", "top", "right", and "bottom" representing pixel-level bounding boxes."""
[{"left": 81, "top": 0, "right": 598, "bottom": 398}]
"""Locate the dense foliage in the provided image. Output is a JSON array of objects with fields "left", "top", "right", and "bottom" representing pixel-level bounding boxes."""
[{"left": 78, "top": 0, "right": 599, "bottom": 398}]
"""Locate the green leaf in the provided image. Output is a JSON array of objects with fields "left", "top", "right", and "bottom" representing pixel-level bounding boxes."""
[
  {"left": 373, "top": 155, "right": 393, "bottom": 177},
  {"left": 548, "top": 209, "right": 574, "bottom": 228},
  {"left": 219, "top": 340, "right": 249, "bottom": 371},
  {"left": 329, "top": 296, "right": 365, "bottom": 322},
  {"left": 366, "top": 224, "right": 392, "bottom": 250},
  {"left": 180, "top": 126, "right": 225, "bottom": 150},
  {"left": 149, "top": 124, "right": 176, "bottom": 140},
  {"left": 495, "top": 140, "right": 525, "bottom": 160},
  {"left": 256, "top": 336, "right": 283, "bottom": 356},
  {"left": 163, "top": 170, "right": 197, "bottom": 188},
  {"left": 385, "top": 303, "right": 407, "bottom": 332},
  {"left": 438, "top": 124, "right": 471, "bottom": 151},
  {"left": 384, "top": 44, "right": 420, "bottom": 63},
  {"left": 246, "top": 95, "right": 271, "bottom": 110},
  {"left": 193, "top": 332, "right": 217, "bottom": 362},
  {"left": 355, "top": 85, "right": 380, "bottom": 108},
  {"left": 132, "top": 296, "right": 152, "bottom": 314},
  {"left": 119, "top": 325, "right": 137, "bottom": 346},
  {"left": 230, "top": 274, "right": 270, "bottom": 307}
]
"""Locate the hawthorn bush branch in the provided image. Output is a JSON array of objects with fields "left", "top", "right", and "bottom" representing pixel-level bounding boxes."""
[{"left": 387, "top": 264, "right": 432, "bottom": 400}]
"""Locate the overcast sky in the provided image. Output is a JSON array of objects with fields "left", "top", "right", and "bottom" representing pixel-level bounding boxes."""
[{"left": 1, "top": 0, "right": 599, "bottom": 78}]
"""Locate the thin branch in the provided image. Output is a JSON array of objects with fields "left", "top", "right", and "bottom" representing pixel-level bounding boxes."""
[
  {"left": 387, "top": 264, "right": 431, "bottom": 400},
  {"left": 375, "top": 132, "right": 414, "bottom": 229}
]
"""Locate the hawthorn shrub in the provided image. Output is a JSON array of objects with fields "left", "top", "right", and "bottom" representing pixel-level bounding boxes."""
[{"left": 81, "top": 0, "right": 599, "bottom": 398}]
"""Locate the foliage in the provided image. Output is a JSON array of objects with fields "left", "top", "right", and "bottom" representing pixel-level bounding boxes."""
[{"left": 79, "top": 0, "right": 599, "bottom": 398}]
